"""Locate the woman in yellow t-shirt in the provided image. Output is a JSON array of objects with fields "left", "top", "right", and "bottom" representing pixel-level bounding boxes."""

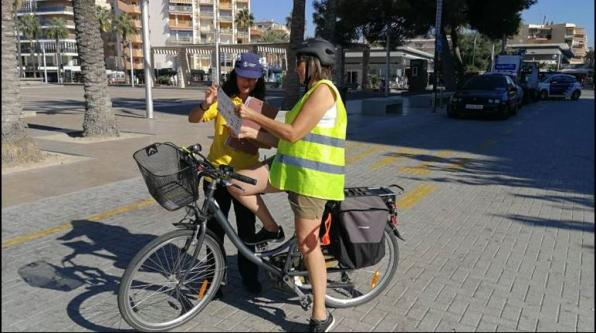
[{"left": 188, "top": 52, "right": 267, "bottom": 296}]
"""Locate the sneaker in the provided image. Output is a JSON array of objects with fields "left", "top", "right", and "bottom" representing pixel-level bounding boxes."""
[
  {"left": 241, "top": 278, "right": 263, "bottom": 295},
  {"left": 309, "top": 312, "right": 335, "bottom": 332},
  {"left": 245, "top": 225, "right": 285, "bottom": 245}
]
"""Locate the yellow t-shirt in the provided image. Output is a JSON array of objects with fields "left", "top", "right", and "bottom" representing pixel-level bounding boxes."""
[{"left": 200, "top": 96, "right": 259, "bottom": 169}]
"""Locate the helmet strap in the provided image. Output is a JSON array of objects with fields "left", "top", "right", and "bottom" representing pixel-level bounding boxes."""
[{"left": 303, "top": 60, "right": 311, "bottom": 87}]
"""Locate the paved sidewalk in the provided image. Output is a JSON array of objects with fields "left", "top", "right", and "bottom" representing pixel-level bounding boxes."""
[{"left": 2, "top": 86, "right": 594, "bottom": 332}]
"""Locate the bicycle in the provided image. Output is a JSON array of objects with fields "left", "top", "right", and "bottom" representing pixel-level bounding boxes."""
[{"left": 118, "top": 142, "right": 405, "bottom": 332}]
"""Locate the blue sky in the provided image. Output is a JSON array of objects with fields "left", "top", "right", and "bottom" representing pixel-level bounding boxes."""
[{"left": 251, "top": 0, "right": 594, "bottom": 48}]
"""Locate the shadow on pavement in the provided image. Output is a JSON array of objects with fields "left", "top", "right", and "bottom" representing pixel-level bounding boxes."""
[
  {"left": 493, "top": 214, "right": 595, "bottom": 233},
  {"left": 16, "top": 219, "right": 157, "bottom": 331}
]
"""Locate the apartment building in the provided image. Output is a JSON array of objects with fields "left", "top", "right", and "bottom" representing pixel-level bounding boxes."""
[
  {"left": 508, "top": 23, "right": 589, "bottom": 64},
  {"left": 250, "top": 19, "right": 290, "bottom": 42},
  {"left": 111, "top": 0, "right": 144, "bottom": 75},
  {"left": 148, "top": 0, "right": 252, "bottom": 72}
]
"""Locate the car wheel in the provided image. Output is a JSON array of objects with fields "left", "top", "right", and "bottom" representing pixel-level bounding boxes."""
[
  {"left": 447, "top": 108, "right": 459, "bottom": 118},
  {"left": 571, "top": 90, "right": 581, "bottom": 100},
  {"left": 540, "top": 90, "right": 548, "bottom": 100},
  {"left": 511, "top": 103, "right": 518, "bottom": 115}
]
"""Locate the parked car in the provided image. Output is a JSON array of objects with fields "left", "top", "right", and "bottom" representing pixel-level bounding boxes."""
[
  {"left": 448, "top": 74, "right": 519, "bottom": 120},
  {"left": 538, "top": 74, "right": 582, "bottom": 100}
]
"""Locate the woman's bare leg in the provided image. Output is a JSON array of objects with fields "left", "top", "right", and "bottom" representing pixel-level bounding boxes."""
[
  {"left": 295, "top": 217, "right": 327, "bottom": 321},
  {"left": 228, "top": 162, "right": 280, "bottom": 231}
]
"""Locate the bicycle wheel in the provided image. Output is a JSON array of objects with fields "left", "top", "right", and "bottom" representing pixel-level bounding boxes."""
[
  {"left": 118, "top": 229, "right": 225, "bottom": 332},
  {"left": 324, "top": 225, "right": 399, "bottom": 308}
]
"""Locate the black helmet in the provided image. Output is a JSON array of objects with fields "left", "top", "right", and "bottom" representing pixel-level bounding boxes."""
[{"left": 295, "top": 38, "right": 336, "bottom": 66}]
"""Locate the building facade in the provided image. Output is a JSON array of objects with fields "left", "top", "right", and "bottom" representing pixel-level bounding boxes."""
[
  {"left": 250, "top": 19, "right": 290, "bottom": 42},
  {"left": 148, "top": 0, "right": 252, "bottom": 72},
  {"left": 508, "top": 23, "right": 589, "bottom": 65}
]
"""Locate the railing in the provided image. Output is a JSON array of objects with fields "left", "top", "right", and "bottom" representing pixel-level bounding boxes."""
[
  {"left": 169, "top": 22, "right": 193, "bottom": 30},
  {"left": 219, "top": 15, "right": 233, "bottom": 22},
  {"left": 170, "top": 0, "right": 193, "bottom": 4},
  {"left": 118, "top": 0, "right": 141, "bottom": 14},
  {"left": 219, "top": 2, "right": 232, "bottom": 10},
  {"left": 199, "top": 0, "right": 213, "bottom": 4},
  {"left": 39, "top": 5, "right": 73, "bottom": 13},
  {"left": 169, "top": 5, "right": 192, "bottom": 13},
  {"left": 199, "top": 11, "right": 214, "bottom": 17},
  {"left": 166, "top": 36, "right": 193, "bottom": 45}
]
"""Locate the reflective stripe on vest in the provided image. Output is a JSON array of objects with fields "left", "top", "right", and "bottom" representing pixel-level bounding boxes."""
[
  {"left": 269, "top": 79, "right": 347, "bottom": 201},
  {"left": 275, "top": 154, "right": 345, "bottom": 174}
]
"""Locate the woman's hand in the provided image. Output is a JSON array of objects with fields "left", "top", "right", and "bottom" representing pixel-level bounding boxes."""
[
  {"left": 203, "top": 84, "right": 218, "bottom": 108},
  {"left": 237, "top": 104, "right": 256, "bottom": 120},
  {"left": 237, "top": 125, "right": 259, "bottom": 140}
]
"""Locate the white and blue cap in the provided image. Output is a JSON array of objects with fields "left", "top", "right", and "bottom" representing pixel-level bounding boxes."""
[{"left": 234, "top": 52, "right": 263, "bottom": 79}]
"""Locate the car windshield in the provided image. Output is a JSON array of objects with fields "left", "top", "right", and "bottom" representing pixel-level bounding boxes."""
[{"left": 462, "top": 76, "right": 506, "bottom": 90}]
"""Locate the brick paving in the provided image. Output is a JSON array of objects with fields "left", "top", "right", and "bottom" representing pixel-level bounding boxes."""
[{"left": 1, "top": 86, "right": 594, "bottom": 331}]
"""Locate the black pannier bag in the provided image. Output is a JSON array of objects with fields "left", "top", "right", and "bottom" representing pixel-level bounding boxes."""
[{"left": 322, "top": 191, "right": 391, "bottom": 269}]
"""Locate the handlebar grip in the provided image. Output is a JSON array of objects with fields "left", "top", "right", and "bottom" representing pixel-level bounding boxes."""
[{"left": 230, "top": 172, "right": 257, "bottom": 185}]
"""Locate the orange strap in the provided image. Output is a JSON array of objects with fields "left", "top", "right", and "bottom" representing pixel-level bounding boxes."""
[{"left": 321, "top": 212, "right": 332, "bottom": 245}]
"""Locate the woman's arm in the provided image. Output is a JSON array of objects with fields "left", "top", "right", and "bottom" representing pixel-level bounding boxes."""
[
  {"left": 189, "top": 85, "right": 217, "bottom": 123},
  {"left": 238, "top": 83, "right": 336, "bottom": 143},
  {"left": 238, "top": 127, "right": 279, "bottom": 148}
]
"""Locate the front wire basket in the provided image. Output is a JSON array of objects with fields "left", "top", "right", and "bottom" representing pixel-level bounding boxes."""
[{"left": 133, "top": 142, "right": 199, "bottom": 211}]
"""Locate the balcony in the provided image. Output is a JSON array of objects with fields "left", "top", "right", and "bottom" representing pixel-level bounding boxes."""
[
  {"left": 200, "top": 26, "right": 214, "bottom": 32},
  {"left": 219, "top": 2, "right": 232, "bottom": 10},
  {"left": 169, "top": 22, "right": 193, "bottom": 30},
  {"left": 219, "top": 15, "right": 233, "bottom": 22},
  {"left": 118, "top": 0, "right": 141, "bottom": 14},
  {"left": 199, "top": 0, "right": 213, "bottom": 3},
  {"left": 132, "top": 19, "right": 142, "bottom": 29},
  {"left": 166, "top": 36, "right": 193, "bottom": 45},
  {"left": 170, "top": 0, "right": 193, "bottom": 4},
  {"left": 200, "top": 11, "right": 214, "bottom": 18},
  {"left": 169, "top": 5, "right": 193, "bottom": 14},
  {"left": 129, "top": 34, "right": 142, "bottom": 43},
  {"left": 18, "top": 5, "right": 74, "bottom": 15},
  {"left": 125, "top": 62, "right": 144, "bottom": 70}
]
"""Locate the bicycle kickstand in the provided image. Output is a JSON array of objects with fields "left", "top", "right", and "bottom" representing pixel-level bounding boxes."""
[{"left": 282, "top": 275, "right": 312, "bottom": 311}]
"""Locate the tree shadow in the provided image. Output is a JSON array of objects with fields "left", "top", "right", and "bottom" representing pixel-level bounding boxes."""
[{"left": 493, "top": 214, "right": 595, "bottom": 233}]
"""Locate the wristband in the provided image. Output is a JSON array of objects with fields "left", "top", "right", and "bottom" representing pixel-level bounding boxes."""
[{"left": 200, "top": 102, "right": 209, "bottom": 111}]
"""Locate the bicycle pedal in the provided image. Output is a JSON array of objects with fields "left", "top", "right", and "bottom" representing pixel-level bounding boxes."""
[{"left": 255, "top": 242, "right": 269, "bottom": 252}]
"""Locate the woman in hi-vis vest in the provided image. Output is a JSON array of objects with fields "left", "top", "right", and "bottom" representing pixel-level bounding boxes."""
[{"left": 229, "top": 38, "right": 347, "bottom": 332}]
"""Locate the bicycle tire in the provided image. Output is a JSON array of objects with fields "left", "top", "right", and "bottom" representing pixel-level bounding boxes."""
[
  {"left": 118, "top": 229, "right": 225, "bottom": 332},
  {"left": 324, "top": 225, "right": 399, "bottom": 308}
]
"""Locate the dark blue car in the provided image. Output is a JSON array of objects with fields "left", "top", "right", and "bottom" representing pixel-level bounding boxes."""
[{"left": 448, "top": 74, "right": 519, "bottom": 120}]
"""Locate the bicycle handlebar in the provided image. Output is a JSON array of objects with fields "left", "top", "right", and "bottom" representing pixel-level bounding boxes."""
[
  {"left": 184, "top": 143, "right": 257, "bottom": 186},
  {"left": 230, "top": 172, "right": 257, "bottom": 185}
]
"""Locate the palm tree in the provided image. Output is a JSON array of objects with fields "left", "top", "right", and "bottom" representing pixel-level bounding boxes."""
[
  {"left": 18, "top": 13, "right": 40, "bottom": 78},
  {"left": 235, "top": 9, "right": 254, "bottom": 31},
  {"left": 46, "top": 17, "right": 68, "bottom": 84},
  {"left": 15, "top": 0, "right": 24, "bottom": 78},
  {"left": 2, "top": 0, "right": 43, "bottom": 165},
  {"left": 72, "top": 0, "right": 119, "bottom": 137},
  {"left": 96, "top": 5, "right": 113, "bottom": 68},
  {"left": 261, "top": 29, "right": 289, "bottom": 43},
  {"left": 282, "top": 0, "right": 305, "bottom": 109},
  {"left": 112, "top": 12, "right": 135, "bottom": 85}
]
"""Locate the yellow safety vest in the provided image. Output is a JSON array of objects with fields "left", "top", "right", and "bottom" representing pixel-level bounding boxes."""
[{"left": 269, "top": 79, "right": 347, "bottom": 200}]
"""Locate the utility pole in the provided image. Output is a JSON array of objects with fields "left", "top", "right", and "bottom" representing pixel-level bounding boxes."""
[
  {"left": 385, "top": 32, "right": 390, "bottom": 97},
  {"left": 141, "top": 0, "right": 153, "bottom": 118},
  {"left": 41, "top": 42, "right": 48, "bottom": 83},
  {"left": 214, "top": 0, "right": 220, "bottom": 86},
  {"left": 433, "top": 0, "right": 443, "bottom": 113},
  {"left": 130, "top": 40, "right": 134, "bottom": 87}
]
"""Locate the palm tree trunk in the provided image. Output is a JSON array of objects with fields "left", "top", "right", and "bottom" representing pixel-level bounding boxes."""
[
  {"left": 439, "top": 27, "right": 457, "bottom": 91},
  {"left": 2, "top": 0, "right": 43, "bottom": 165},
  {"left": 282, "top": 0, "right": 305, "bottom": 109},
  {"left": 72, "top": 0, "right": 119, "bottom": 137},
  {"left": 15, "top": 15, "right": 22, "bottom": 78}
]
